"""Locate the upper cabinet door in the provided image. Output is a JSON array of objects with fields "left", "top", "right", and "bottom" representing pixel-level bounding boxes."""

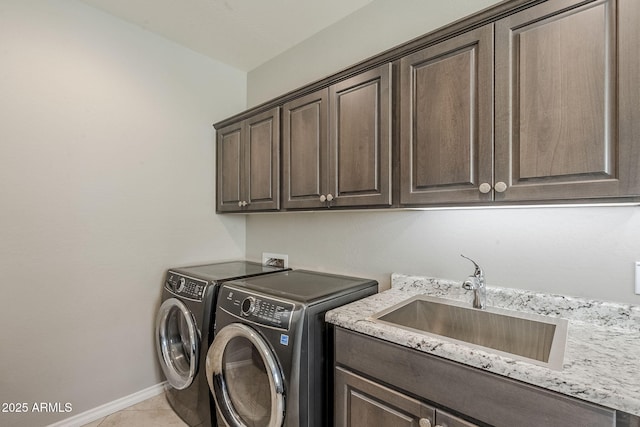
[
  {"left": 282, "top": 89, "right": 329, "bottom": 209},
  {"left": 216, "top": 122, "right": 243, "bottom": 212},
  {"left": 617, "top": 0, "right": 640, "bottom": 197},
  {"left": 244, "top": 108, "right": 280, "bottom": 211},
  {"left": 216, "top": 107, "right": 280, "bottom": 213},
  {"left": 400, "top": 25, "right": 494, "bottom": 205},
  {"left": 329, "top": 63, "right": 392, "bottom": 207},
  {"left": 495, "top": 0, "right": 640, "bottom": 201}
]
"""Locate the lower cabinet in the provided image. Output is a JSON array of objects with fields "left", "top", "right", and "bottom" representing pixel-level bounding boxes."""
[
  {"left": 335, "top": 367, "right": 477, "bottom": 427},
  {"left": 334, "top": 327, "right": 616, "bottom": 427}
]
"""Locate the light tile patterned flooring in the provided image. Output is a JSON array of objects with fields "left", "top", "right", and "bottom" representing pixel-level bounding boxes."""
[{"left": 81, "top": 393, "right": 188, "bottom": 427}]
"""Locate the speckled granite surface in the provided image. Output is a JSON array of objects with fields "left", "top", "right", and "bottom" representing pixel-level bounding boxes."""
[{"left": 325, "top": 273, "right": 640, "bottom": 417}]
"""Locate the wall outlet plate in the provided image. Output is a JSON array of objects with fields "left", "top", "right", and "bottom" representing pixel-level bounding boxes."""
[
  {"left": 635, "top": 261, "right": 640, "bottom": 295},
  {"left": 262, "top": 252, "right": 289, "bottom": 269}
]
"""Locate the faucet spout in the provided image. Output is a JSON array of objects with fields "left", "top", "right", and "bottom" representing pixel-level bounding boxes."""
[{"left": 461, "top": 255, "right": 486, "bottom": 309}]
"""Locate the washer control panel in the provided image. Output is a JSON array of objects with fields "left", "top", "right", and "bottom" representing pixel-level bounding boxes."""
[
  {"left": 219, "top": 286, "right": 294, "bottom": 331},
  {"left": 165, "top": 271, "right": 206, "bottom": 301}
]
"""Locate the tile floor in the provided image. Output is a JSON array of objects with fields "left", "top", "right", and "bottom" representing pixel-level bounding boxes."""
[{"left": 80, "top": 393, "right": 187, "bottom": 427}]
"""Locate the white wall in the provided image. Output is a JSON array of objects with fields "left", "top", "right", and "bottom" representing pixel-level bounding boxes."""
[
  {"left": 246, "top": 207, "right": 640, "bottom": 303},
  {"left": 245, "top": 0, "right": 640, "bottom": 305},
  {"left": 0, "top": 1, "right": 246, "bottom": 426},
  {"left": 247, "top": 0, "right": 503, "bottom": 106}
]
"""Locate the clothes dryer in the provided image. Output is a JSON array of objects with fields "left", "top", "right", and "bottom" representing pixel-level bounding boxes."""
[
  {"left": 205, "top": 270, "right": 377, "bottom": 427},
  {"left": 156, "top": 261, "right": 289, "bottom": 427}
]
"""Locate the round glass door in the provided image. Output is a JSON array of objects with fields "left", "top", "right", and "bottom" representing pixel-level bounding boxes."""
[
  {"left": 206, "top": 323, "right": 285, "bottom": 427},
  {"left": 155, "top": 298, "right": 199, "bottom": 390}
]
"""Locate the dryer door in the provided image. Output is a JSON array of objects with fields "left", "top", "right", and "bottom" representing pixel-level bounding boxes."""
[
  {"left": 206, "top": 323, "right": 285, "bottom": 427},
  {"left": 156, "top": 298, "right": 199, "bottom": 390}
]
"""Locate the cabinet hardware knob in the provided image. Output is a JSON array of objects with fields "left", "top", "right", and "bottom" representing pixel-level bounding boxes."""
[
  {"left": 479, "top": 183, "right": 492, "bottom": 194},
  {"left": 238, "top": 201, "right": 243, "bottom": 207},
  {"left": 494, "top": 181, "right": 508, "bottom": 193},
  {"left": 319, "top": 195, "right": 326, "bottom": 202},
  {"left": 243, "top": 201, "right": 249, "bottom": 207},
  {"left": 418, "top": 419, "right": 432, "bottom": 427},
  {"left": 326, "top": 193, "right": 334, "bottom": 201}
]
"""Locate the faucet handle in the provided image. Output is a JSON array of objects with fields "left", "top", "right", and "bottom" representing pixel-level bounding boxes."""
[
  {"left": 461, "top": 254, "right": 483, "bottom": 277},
  {"left": 462, "top": 276, "right": 479, "bottom": 290}
]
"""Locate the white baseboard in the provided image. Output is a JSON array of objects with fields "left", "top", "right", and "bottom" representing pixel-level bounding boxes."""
[{"left": 47, "top": 382, "right": 167, "bottom": 427}]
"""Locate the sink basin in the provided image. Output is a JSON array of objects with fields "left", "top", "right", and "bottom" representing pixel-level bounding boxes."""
[{"left": 369, "top": 295, "right": 568, "bottom": 370}]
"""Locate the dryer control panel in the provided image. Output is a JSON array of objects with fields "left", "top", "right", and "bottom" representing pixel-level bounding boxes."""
[
  {"left": 219, "top": 286, "right": 294, "bottom": 331},
  {"left": 165, "top": 271, "right": 206, "bottom": 301}
]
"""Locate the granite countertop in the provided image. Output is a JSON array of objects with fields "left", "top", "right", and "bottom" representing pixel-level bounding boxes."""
[{"left": 326, "top": 273, "right": 640, "bottom": 417}]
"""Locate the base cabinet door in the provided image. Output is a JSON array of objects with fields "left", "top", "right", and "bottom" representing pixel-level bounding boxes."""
[
  {"left": 335, "top": 367, "right": 436, "bottom": 427},
  {"left": 336, "top": 367, "right": 480, "bottom": 427},
  {"left": 494, "top": 0, "right": 640, "bottom": 202},
  {"left": 436, "top": 411, "right": 480, "bottom": 427}
]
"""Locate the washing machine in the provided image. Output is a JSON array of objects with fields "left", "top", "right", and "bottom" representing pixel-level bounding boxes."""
[
  {"left": 205, "top": 270, "right": 378, "bottom": 427},
  {"left": 155, "top": 261, "right": 289, "bottom": 427}
]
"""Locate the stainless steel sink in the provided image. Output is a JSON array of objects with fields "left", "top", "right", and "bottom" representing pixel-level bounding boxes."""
[{"left": 369, "top": 295, "right": 568, "bottom": 370}]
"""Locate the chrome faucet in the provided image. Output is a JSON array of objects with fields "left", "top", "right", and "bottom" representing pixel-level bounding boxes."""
[{"left": 461, "top": 255, "right": 486, "bottom": 309}]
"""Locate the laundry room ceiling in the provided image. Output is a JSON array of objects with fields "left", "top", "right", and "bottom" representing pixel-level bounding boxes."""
[{"left": 77, "top": 0, "right": 374, "bottom": 71}]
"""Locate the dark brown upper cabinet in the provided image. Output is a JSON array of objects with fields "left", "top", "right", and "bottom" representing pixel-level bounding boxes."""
[
  {"left": 494, "top": 0, "right": 640, "bottom": 202},
  {"left": 282, "top": 63, "right": 392, "bottom": 209},
  {"left": 282, "top": 89, "right": 329, "bottom": 209},
  {"left": 401, "top": 0, "right": 640, "bottom": 206},
  {"left": 216, "top": 107, "right": 280, "bottom": 212},
  {"left": 400, "top": 24, "right": 494, "bottom": 205},
  {"left": 215, "top": 0, "right": 640, "bottom": 213}
]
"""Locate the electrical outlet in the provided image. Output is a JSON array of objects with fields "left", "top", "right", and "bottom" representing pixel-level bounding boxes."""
[
  {"left": 262, "top": 252, "right": 288, "bottom": 269},
  {"left": 635, "top": 261, "right": 640, "bottom": 295}
]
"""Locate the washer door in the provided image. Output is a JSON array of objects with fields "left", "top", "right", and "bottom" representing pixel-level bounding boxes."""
[
  {"left": 156, "top": 298, "right": 199, "bottom": 390},
  {"left": 206, "top": 323, "right": 285, "bottom": 427}
]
